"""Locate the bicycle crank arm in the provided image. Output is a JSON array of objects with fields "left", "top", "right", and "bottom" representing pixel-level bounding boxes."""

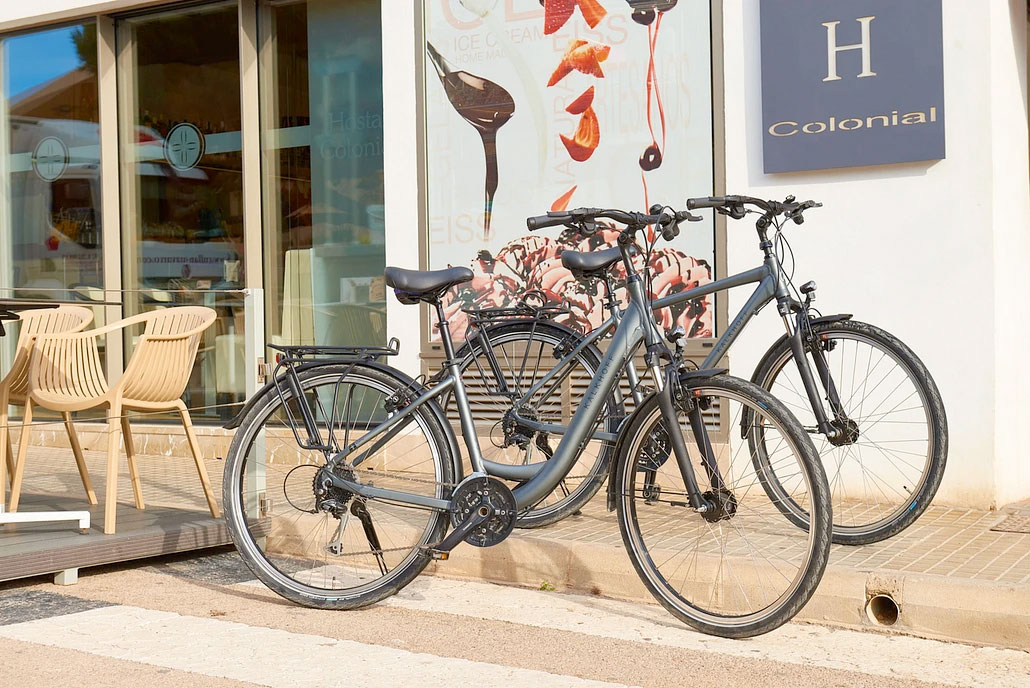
[{"left": 425, "top": 504, "right": 494, "bottom": 560}]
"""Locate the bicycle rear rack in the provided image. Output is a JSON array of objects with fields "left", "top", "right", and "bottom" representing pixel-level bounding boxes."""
[
  {"left": 269, "top": 338, "right": 401, "bottom": 453},
  {"left": 460, "top": 289, "right": 570, "bottom": 329},
  {"left": 459, "top": 292, "right": 571, "bottom": 400}
]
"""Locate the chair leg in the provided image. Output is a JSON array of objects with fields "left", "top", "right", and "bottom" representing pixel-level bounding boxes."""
[
  {"left": 0, "top": 388, "right": 8, "bottom": 508},
  {"left": 5, "top": 432, "right": 14, "bottom": 489},
  {"left": 121, "top": 414, "right": 144, "bottom": 510},
  {"left": 178, "top": 402, "right": 220, "bottom": 518},
  {"left": 104, "top": 402, "right": 123, "bottom": 535},
  {"left": 64, "top": 412, "right": 98, "bottom": 506},
  {"left": 9, "top": 400, "right": 33, "bottom": 512}
]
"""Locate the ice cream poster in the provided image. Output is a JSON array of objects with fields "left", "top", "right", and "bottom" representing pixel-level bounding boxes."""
[{"left": 424, "top": 1, "right": 716, "bottom": 337}]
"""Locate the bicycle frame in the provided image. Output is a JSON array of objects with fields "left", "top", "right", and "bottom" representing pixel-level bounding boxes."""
[
  {"left": 488, "top": 244, "right": 844, "bottom": 447},
  {"left": 323, "top": 253, "right": 696, "bottom": 512}
]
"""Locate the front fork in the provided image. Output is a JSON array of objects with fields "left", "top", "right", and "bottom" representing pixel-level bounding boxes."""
[
  {"left": 783, "top": 306, "right": 849, "bottom": 442},
  {"left": 645, "top": 352, "right": 722, "bottom": 513}
]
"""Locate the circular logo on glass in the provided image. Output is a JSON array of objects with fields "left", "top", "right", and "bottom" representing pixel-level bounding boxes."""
[
  {"left": 32, "top": 137, "right": 69, "bottom": 182},
  {"left": 164, "top": 123, "right": 206, "bottom": 171}
]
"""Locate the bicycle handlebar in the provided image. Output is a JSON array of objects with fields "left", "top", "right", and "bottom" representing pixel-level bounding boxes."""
[
  {"left": 686, "top": 195, "right": 822, "bottom": 224},
  {"left": 527, "top": 206, "right": 702, "bottom": 241}
]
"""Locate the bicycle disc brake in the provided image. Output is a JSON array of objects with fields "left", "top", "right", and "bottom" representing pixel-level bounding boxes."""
[{"left": 450, "top": 475, "right": 517, "bottom": 547}]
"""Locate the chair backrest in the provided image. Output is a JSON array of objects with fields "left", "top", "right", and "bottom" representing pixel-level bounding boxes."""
[
  {"left": 121, "top": 306, "right": 217, "bottom": 404},
  {"left": 2, "top": 306, "right": 94, "bottom": 398}
]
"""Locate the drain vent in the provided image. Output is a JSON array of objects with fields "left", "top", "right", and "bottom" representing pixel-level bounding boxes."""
[{"left": 991, "top": 511, "right": 1030, "bottom": 534}]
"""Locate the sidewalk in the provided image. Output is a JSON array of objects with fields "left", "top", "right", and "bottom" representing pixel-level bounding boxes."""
[
  {"left": 427, "top": 499, "right": 1030, "bottom": 649},
  {"left": 5, "top": 444, "right": 1029, "bottom": 649}
]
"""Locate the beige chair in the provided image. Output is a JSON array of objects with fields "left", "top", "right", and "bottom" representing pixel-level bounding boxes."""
[
  {"left": 0, "top": 306, "right": 96, "bottom": 513},
  {"left": 11, "top": 307, "right": 220, "bottom": 534}
]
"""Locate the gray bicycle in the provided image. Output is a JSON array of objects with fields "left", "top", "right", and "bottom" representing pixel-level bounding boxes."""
[
  {"left": 452, "top": 195, "right": 947, "bottom": 545},
  {"left": 222, "top": 206, "right": 832, "bottom": 638}
]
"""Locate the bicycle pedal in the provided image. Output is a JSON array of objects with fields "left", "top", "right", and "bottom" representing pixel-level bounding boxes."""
[{"left": 425, "top": 548, "right": 450, "bottom": 561}]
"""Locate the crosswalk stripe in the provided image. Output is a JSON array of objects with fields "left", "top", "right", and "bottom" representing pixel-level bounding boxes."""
[
  {"left": 0, "top": 605, "right": 636, "bottom": 688},
  {"left": 376, "top": 576, "right": 1030, "bottom": 688}
]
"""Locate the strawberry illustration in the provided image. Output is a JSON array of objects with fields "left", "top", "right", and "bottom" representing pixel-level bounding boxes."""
[
  {"left": 566, "top": 86, "right": 595, "bottom": 114},
  {"left": 551, "top": 185, "right": 578, "bottom": 211},
  {"left": 548, "top": 40, "right": 611, "bottom": 87},
  {"left": 560, "top": 106, "right": 600, "bottom": 162},
  {"left": 543, "top": 0, "right": 608, "bottom": 35}
]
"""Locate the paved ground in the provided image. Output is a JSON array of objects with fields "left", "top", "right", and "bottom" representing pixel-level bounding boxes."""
[
  {"left": 6, "top": 445, "right": 1030, "bottom": 648},
  {"left": 1, "top": 549, "right": 1029, "bottom": 688}
]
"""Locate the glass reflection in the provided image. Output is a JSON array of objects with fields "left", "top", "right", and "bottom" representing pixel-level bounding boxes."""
[
  {"left": 118, "top": 2, "right": 244, "bottom": 419},
  {"left": 0, "top": 23, "right": 101, "bottom": 302},
  {"left": 260, "top": 0, "right": 386, "bottom": 349}
]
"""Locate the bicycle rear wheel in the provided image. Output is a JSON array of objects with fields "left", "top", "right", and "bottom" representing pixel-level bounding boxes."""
[
  {"left": 751, "top": 319, "right": 947, "bottom": 545},
  {"left": 452, "top": 320, "right": 623, "bottom": 528},
  {"left": 615, "top": 374, "right": 831, "bottom": 638},
  {"left": 223, "top": 363, "right": 453, "bottom": 609}
]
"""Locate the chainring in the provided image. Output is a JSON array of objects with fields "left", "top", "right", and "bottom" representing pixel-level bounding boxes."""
[{"left": 449, "top": 475, "right": 517, "bottom": 547}]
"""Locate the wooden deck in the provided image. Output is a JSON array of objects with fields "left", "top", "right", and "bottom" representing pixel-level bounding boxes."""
[{"left": 1, "top": 445, "right": 230, "bottom": 584}]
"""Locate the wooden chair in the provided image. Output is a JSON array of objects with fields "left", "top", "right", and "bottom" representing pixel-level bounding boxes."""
[
  {"left": 0, "top": 306, "right": 95, "bottom": 514},
  {"left": 11, "top": 307, "right": 220, "bottom": 534}
]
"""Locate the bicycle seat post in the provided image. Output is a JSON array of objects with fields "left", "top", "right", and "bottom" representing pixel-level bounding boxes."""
[{"left": 432, "top": 300, "right": 457, "bottom": 364}]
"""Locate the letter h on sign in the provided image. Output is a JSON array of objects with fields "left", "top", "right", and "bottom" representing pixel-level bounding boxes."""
[{"left": 822, "top": 16, "right": 876, "bottom": 81}]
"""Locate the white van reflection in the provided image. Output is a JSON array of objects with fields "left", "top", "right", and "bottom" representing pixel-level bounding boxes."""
[{"left": 8, "top": 118, "right": 238, "bottom": 298}]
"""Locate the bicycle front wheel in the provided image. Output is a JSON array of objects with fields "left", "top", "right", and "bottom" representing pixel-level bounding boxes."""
[
  {"left": 223, "top": 363, "right": 454, "bottom": 609},
  {"left": 751, "top": 319, "right": 947, "bottom": 545},
  {"left": 615, "top": 375, "right": 831, "bottom": 638}
]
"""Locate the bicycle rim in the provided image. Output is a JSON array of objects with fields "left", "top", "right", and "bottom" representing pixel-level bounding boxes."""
[
  {"left": 618, "top": 380, "right": 827, "bottom": 634},
  {"left": 758, "top": 326, "right": 935, "bottom": 537},
  {"left": 225, "top": 367, "right": 450, "bottom": 602}
]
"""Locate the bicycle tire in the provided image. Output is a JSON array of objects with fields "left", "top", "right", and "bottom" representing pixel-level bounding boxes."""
[
  {"left": 223, "top": 362, "right": 454, "bottom": 609},
  {"left": 750, "top": 319, "right": 947, "bottom": 545},
  {"left": 451, "top": 320, "right": 624, "bottom": 528},
  {"left": 615, "top": 374, "right": 832, "bottom": 638}
]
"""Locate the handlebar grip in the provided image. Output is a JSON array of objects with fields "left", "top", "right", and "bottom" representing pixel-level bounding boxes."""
[
  {"left": 686, "top": 196, "right": 726, "bottom": 210},
  {"left": 526, "top": 214, "right": 569, "bottom": 231}
]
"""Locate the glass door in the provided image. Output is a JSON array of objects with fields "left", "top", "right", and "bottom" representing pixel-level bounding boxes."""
[
  {"left": 258, "top": 0, "right": 386, "bottom": 349},
  {"left": 0, "top": 22, "right": 102, "bottom": 302},
  {"left": 117, "top": 1, "right": 244, "bottom": 419}
]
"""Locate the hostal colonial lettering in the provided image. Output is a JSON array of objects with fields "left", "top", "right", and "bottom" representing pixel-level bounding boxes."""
[{"left": 769, "top": 107, "right": 938, "bottom": 137}]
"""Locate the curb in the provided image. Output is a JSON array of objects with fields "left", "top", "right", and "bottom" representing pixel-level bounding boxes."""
[{"left": 425, "top": 532, "right": 1030, "bottom": 649}]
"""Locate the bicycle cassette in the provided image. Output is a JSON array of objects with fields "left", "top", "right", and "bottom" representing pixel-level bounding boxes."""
[{"left": 450, "top": 475, "right": 517, "bottom": 547}]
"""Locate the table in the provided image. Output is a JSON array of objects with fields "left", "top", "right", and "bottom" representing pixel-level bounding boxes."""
[{"left": 0, "top": 300, "right": 91, "bottom": 534}]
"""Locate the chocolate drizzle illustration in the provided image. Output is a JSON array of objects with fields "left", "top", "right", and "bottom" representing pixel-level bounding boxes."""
[{"left": 427, "top": 43, "right": 515, "bottom": 237}]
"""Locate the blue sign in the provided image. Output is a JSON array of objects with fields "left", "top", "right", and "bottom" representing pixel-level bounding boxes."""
[{"left": 760, "top": 0, "right": 945, "bottom": 173}]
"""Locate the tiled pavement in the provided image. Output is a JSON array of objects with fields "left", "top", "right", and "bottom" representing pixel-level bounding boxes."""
[
  {"left": 528, "top": 499, "right": 1030, "bottom": 585},
  {"left": 4, "top": 444, "right": 1030, "bottom": 647},
  {"left": 8, "top": 443, "right": 1030, "bottom": 585}
]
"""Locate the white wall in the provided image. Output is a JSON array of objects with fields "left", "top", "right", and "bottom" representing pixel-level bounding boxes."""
[
  {"left": 381, "top": 0, "right": 423, "bottom": 379},
  {"left": 722, "top": 0, "right": 1030, "bottom": 508}
]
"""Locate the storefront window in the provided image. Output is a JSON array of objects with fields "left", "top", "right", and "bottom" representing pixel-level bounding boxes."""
[
  {"left": 423, "top": 3, "right": 716, "bottom": 341},
  {"left": 117, "top": 2, "right": 244, "bottom": 419},
  {"left": 0, "top": 22, "right": 101, "bottom": 301},
  {"left": 259, "top": 0, "right": 386, "bottom": 348}
]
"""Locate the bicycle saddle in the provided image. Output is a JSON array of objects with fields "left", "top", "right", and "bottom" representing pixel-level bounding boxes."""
[
  {"left": 561, "top": 246, "right": 626, "bottom": 275},
  {"left": 384, "top": 266, "right": 473, "bottom": 304}
]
